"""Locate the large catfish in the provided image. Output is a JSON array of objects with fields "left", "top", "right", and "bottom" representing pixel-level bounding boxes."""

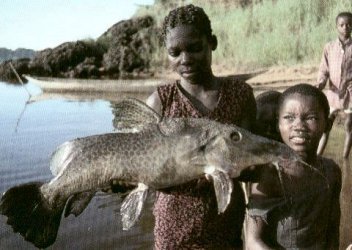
[{"left": 0, "top": 98, "right": 302, "bottom": 248}]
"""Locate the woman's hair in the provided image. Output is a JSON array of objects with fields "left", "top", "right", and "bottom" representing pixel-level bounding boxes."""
[
  {"left": 278, "top": 83, "right": 330, "bottom": 120},
  {"left": 161, "top": 4, "right": 213, "bottom": 42}
]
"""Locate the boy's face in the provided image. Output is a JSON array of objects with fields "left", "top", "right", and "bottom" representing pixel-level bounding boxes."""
[
  {"left": 336, "top": 16, "right": 352, "bottom": 39},
  {"left": 165, "top": 24, "right": 214, "bottom": 84},
  {"left": 278, "top": 94, "right": 327, "bottom": 159}
]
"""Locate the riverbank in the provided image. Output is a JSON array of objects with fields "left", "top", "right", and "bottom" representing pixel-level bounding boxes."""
[
  {"left": 155, "top": 63, "right": 318, "bottom": 92},
  {"left": 25, "top": 64, "right": 318, "bottom": 96}
]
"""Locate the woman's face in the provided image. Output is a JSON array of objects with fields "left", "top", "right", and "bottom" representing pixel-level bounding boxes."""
[
  {"left": 165, "top": 24, "right": 214, "bottom": 84},
  {"left": 278, "top": 94, "right": 327, "bottom": 160}
]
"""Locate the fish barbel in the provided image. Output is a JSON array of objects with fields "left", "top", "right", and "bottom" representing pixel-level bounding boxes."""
[{"left": 0, "top": 98, "right": 301, "bottom": 248}]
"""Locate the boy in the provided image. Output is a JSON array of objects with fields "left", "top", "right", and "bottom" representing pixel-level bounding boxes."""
[
  {"left": 254, "top": 90, "right": 282, "bottom": 142},
  {"left": 316, "top": 12, "right": 352, "bottom": 159},
  {"left": 246, "top": 84, "right": 341, "bottom": 249},
  {"left": 146, "top": 4, "right": 256, "bottom": 249}
]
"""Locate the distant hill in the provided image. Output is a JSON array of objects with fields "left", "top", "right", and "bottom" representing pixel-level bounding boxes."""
[{"left": 0, "top": 48, "right": 35, "bottom": 62}]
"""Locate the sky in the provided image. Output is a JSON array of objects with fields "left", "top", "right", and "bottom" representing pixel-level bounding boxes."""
[{"left": 0, "top": 0, "right": 154, "bottom": 51}]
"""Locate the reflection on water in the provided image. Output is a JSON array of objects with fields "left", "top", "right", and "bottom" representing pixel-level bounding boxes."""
[{"left": 0, "top": 81, "right": 351, "bottom": 249}]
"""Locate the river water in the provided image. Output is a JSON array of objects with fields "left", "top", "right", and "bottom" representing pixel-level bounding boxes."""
[
  {"left": 0, "top": 81, "right": 154, "bottom": 250},
  {"left": 0, "top": 80, "right": 351, "bottom": 249}
]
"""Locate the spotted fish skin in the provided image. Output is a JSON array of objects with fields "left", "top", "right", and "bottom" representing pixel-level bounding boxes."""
[
  {"left": 0, "top": 98, "right": 300, "bottom": 248},
  {"left": 44, "top": 115, "right": 297, "bottom": 206}
]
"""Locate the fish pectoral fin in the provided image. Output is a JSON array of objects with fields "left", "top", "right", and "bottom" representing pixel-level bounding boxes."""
[
  {"left": 120, "top": 183, "right": 149, "bottom": 230},
  {"left": 64, "top": 191, "right": 95, "bottom": 217},
  {"left": 206, "top": 168, "right": 233, "bottom": 214}
]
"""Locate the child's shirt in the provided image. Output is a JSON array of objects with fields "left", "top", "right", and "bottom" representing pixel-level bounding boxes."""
[
  {"left": 317, "top": 38, "right": 352, "bottom": 110},
  {"left": 153, "top": 77, "right": 256, "bottom": 249},
  {"left": 247, "top": 156, "right": 341, "bottom": 249}
]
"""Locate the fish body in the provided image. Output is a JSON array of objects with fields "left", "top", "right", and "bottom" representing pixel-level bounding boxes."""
[{"left": 0, "top": 98, "right": 301, "bottom": 248}]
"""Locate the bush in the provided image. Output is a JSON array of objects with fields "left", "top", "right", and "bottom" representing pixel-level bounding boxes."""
[{"left": 135, "top": 0, "right": 352, "bottom": 71}]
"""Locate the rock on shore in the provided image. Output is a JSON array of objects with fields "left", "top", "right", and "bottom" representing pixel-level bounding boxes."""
[{"left": 0, "top": 15, "right": 156, "bottom": 83}]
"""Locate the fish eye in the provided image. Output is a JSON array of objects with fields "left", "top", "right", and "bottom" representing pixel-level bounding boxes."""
[{"left": 230, "top": 131, "right": 242, "bottom": 142}]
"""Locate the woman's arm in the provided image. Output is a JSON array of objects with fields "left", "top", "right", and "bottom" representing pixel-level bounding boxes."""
[
  {"left": 316, "top": 44, "right": 330, "bottom": 90},
  {"left": 246, "top": 166, "right": 283, "bottom": 250},
  {"left": 146, "top": 90, "right": 162, "bottom": 115},
  {"left": 246, "top": 182, "right": 275, "bottom": 250},
  {"left": 246, "top": 214, "right": 273, "bottom": 250}
]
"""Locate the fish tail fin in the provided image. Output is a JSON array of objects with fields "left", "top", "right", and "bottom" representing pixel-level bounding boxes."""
[{"left": 0, "top": 182, "right": 64, "bottom": 248}]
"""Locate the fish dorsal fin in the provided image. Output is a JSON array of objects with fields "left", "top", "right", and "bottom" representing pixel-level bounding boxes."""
[
  {"left": 112, "top": 98, "right": 161, "bottom": 132},
  {"left": 205, "top": 167, "right": 233, "bottom": 213},
  {"left": 120, "top": 183, "right": 149, "bottom": 230}
]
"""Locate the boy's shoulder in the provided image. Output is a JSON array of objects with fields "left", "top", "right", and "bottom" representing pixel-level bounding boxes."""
[
  {"left": 157, "top": 80, "right": 178, "bottom": 93},
  {"left": 158, "top": 80, "right": 178, "bottom": 88},
  {"left": 319, "top": 156, "right": 340, "bottom": 168},
  {"left": 323, "top": 39, "right": 340, "bottom": 50},
  {"left": 220, "top": 76, "right": 253, "bottom": 92}
]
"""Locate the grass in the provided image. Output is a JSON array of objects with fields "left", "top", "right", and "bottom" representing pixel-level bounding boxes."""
[{"left": 134, "top": 0, "right": 352, "bottom": 72}]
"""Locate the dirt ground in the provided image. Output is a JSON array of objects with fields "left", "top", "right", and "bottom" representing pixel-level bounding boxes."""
[{"left": 216, "top": 64, "right": 319, "bottom": 94}]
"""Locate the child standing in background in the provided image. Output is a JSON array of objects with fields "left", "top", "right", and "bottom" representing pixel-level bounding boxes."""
[
  {"left": 254, "top": 90, "right": 282, "bottom": 142},
  {"left": 246, "top": 84, "right": 341, "bottom": 249},
  {"left": 146, "top": 4, "right": 256, "bottom": 249},
  {"left": 316, "top": 12, "right": 352, "bottom": 159}
]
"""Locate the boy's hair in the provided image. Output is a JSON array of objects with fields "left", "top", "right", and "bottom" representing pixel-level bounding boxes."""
[
  {"left": 336, "top": 11, "right": 352, "bottom": 23},
  {"left": 161, "top": 4, "right": 213, "bottom": 42},
  {"left": 279, "top": 83, "right": 330, "bottom": 120},
  {"left": 256, "top": 91, "right": 282, "bottom": 106}
]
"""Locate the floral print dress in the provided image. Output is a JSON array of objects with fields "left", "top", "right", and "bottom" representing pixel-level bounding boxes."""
[{"left": 153, "top": 77, "right": 256, "bottom": 249}]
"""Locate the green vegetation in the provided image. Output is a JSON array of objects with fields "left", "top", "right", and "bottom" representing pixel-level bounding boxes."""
[{"left": 134, "top": 0, "right": 352, "bottom": 71}]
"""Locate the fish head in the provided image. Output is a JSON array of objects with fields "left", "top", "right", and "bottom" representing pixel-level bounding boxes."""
[{"left": 202, "top": 123, "right": 303, "bottom": 178}]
